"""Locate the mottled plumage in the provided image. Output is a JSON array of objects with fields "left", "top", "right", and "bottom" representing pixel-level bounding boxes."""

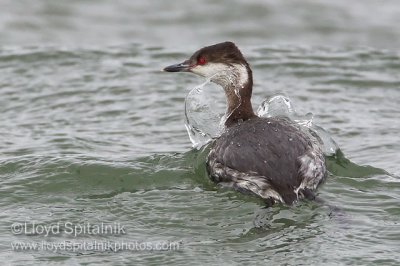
[{"left": 207, "top": 116, "right": 326, "bottom": 205}]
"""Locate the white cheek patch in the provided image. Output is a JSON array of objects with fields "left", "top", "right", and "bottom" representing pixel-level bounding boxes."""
[
  {"left": 191, "top": 63, "right": 228, "bottom": 78},
  {"left": 191, "top": 63, "right": 248, "bottom": 88}
]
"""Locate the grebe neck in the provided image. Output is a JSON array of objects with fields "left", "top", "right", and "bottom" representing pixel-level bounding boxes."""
[{"left": 222, "top": 64, "right": 256, "bottom": 127}]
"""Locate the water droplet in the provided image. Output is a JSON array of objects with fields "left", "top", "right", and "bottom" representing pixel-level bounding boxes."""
[
  {"left": 264, "top": 160, "right": 267, "bottom": 164},
  {"left": 193, "top": 187, "right": 203, "bottom": 193},
  {"left": 237, "top": 143, "right": 241, "bottom": 147},
  {"left": 289, "top": 137, "right": 293, "bottom": 141}
]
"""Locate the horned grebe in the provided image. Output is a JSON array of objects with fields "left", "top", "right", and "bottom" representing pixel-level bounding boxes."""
[{"left": 164, "top": 42, "right": 326, "bottom": 206}]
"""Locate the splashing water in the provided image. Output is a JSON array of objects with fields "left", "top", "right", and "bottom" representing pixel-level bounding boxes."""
[
  {"left": 257, "top": 95, "right": 339, "bottom": 155},
  {"left": 184, "top": 80, "right": 339, "bottom": 155},
  {"left": 184, "top": 80, "right": 225, "bottom": 148}
]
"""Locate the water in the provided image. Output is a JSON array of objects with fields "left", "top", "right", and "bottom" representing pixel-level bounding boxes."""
[{"left": 1, "top": 1, "right": 400, "bottom": 265}]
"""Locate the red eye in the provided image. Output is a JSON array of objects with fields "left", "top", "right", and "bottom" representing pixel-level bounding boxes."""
[{"left": 197, "top": 56, "right": 206, "bottom": 65}]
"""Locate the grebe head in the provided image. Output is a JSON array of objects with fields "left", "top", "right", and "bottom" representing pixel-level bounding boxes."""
[
  {"left": 164, "top": 41, "right": 255, "bottom": 126},
  {"left": 163, "top": 41, "right": 252, "bottom": 90}
]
